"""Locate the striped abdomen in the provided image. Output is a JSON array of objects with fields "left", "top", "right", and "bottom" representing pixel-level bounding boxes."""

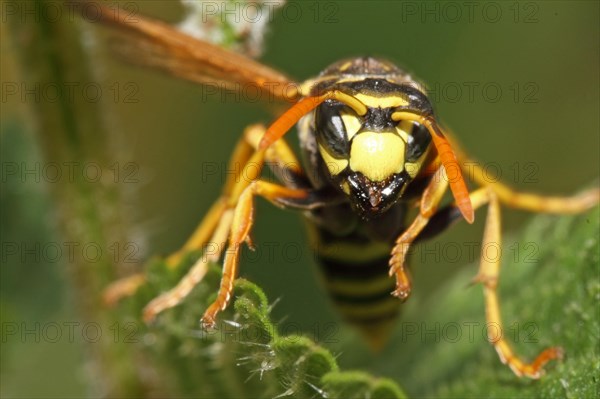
[{"left": 308, "top": 222, "right": 401, "bottom": 351}]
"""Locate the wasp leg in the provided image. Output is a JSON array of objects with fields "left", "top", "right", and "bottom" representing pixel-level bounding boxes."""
[
  {"left": 166, "top": 121, "right": 309, "bottom": 265},
  {"left": 389, "top": 165, "right": 449, "bottom": 300},
  {"left": 142, "top": 208, "right": 234, "bottom": 322},
  {"left": 474, "top": 188, "right": 563, "bottom": 378},
  {"left": 165, "top": 126, "right": 261, "bottom": 268},
  {"left": 442, "top": 132, "right": 600, "bottom": 214},
  {"left": 201, "top": 181, "right": 311, "bottom": 328},
  {"left": 103, "top": 180, "right": 233, "bottom": 307},
  {"left": 415, "top": 186, "right": 564, "bottom": 378},
  {"left": 466, "top": 161, "right": 599, "bottom": 213},
  {"left": 415, "top": 154, "right": 598, "bottom": 240},
  {"left": 103, "top": 125, "right": 258, "bottom": 306},
  {"left": 144, "top": 125, "right": 318, "bottom": 323},
  {"left": 103, "top": 273, "right": 147, "bottom": 306},
  {"left": 105, "top": 124, "right": 307, "bottom": 308}
]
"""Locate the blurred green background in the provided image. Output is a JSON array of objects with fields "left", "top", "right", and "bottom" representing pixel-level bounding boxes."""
[{"left": 2, "top": 1, "right": 598, "bottom": 397}]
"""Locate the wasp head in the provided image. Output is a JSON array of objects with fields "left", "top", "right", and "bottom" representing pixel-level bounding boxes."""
[{"left": 314, "top": 80, "right": 434, "bottom": 219}]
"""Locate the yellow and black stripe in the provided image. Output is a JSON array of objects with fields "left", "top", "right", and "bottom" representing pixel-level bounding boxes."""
[{"left": 308, "top": 222, "right": 402, "bottom": 350}]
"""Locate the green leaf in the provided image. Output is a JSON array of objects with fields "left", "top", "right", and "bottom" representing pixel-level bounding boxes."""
[{"left": 126, "top": 257, "right": 407, "bottom": 398}]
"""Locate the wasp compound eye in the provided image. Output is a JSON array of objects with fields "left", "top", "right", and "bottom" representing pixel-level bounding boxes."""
[
  {"left": 315, "top": 100, "right": 352, "bottom": 159},
  {"left": 405, "top": 122, "right": 431, "bottom": 162}
]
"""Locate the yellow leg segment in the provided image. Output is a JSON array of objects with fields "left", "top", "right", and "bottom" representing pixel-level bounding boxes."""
[
  {"left": 395, "top": 133, "right": 596, "bottom": 376},
  {"left": 103, "top": 124, "right": 304, "bottom": 307},
  {"left": 389, "top": 165, "right": 449, "bottom": 300},
  {"left": 143, "top": 208, "right": 234, "bottom": 322},
  {"left": 142, "top": 146, "right": 268, "bottom": 322},
  {"left": 201, "top": 181, "right": 310, "bottom": 328},
  {"left": 443, "top": 130, "right": 600, "bottom": 214},
  {"left": 473, "top": 188, "right": 563, "bottom": 378},
  {"left": 467, "top": 163, "right": 599, "bottom": 213},
  {"left": 166, "top": 124, "right": 263, "bottom": 268}
]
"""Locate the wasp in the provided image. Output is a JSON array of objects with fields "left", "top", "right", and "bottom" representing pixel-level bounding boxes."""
[{"left": 79, "top": 1, "right": 600, "bottom": 379}]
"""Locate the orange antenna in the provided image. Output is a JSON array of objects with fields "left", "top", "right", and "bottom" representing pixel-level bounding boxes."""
[
  {"left": 392, "top": 111, "right": 474, "bottom": 224},
  {"left": 259, "top": 96, "right": 326, "bottom": 149},
  {"left": 259, "top": 90, "right": 367, "bottom": 150}
]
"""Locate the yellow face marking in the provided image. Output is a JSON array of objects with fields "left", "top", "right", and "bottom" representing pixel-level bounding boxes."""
[
  {"left": 340, "top": 113, "right": 362, "bottom": 140},
  {"left": 405, "top": 162, "right": 420, "bottom": 178},
  {"left": 354, "top": 93, "right": 409, "bottom": 108},
  {"left": 318, "top": 144, "right": 348, "bottom": 176},
  {"left": 340, "top": 181, "right": 350, "bottom": 195},
  {"left": 396, "top": 120, "right": 413, "bottom": 142},
  {"left": 397, "top": 120, "right": 431, "bottom": 178},
  {"left": 349, "top": 132, "right": 405, "bottom": 181}
]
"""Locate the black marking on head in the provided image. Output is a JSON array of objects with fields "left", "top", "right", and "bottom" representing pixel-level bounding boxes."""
[
  {"left": 405, "top": 122, "right": 432, "bottom": 162},
  {"left": 311, "top": 78, "right": 434, "bottom": 117},
  {"left": 315, "top": 100, "right": 351, "bottom": 158},
  {"left": 342, "top": 78, "right": 413, "bottom": 95},
  {"left": 363, "top": 107, "right": 395, "bottom": 132}
]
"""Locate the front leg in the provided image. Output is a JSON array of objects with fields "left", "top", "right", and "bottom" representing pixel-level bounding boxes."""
[
  {"left": 142, "top": 123, "right": 316, "bottom": 323},
  {"left": 201, "top": 181, "right": 312, "bottom": 328},
  {"left": 389, "top": 165, "right": 449, "bottom": 300}
]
